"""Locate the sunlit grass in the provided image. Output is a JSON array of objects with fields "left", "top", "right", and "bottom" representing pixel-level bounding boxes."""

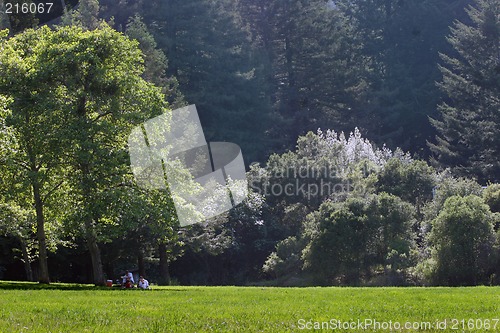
[{"left": 0, "top": 282, "right": 499, "bottom": 332}]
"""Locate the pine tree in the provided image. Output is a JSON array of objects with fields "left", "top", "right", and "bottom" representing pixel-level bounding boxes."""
[
  {"left": 99, "top": 0, "right": 144, "bottom": 30},
  {"left": 144, "top": 0, "right": 273, "bottom": 163},
  {"left": 125, "top": 15, "right": 185, "bottom": 108},
  {"left": 336, "top": 0, "right": 473, "bottom": 153},
  {"left": 430, "top": 0, "right": 500, "bottom": 182},
  {"left": 61, "top": 0, "right": 101, "bottom": 29},
  {"left": 237, "top": 0, "right": 367, "bottom": 150}
]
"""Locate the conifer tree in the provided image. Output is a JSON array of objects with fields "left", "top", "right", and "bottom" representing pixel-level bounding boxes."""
[
  {"left": 61, "top": 0, "right": 101, "bottom": 29},
  {"left": 145, "top": 0, "right": 273, "bottom": 163},
  {"left": 237, "top": 0, "right": 367, "bottom": 150},
  {"left": 430, "top": 0, "right": 500, "bottom": 182},
  {"left": 336, "top": 0, "right": 473, "bottom": 153},
  {"left": 125, "top": 15, "right": 185, "bottom": 108}
]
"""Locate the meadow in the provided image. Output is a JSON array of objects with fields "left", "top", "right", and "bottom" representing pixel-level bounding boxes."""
[{"left": 0, "top": 282, "right": 499, "bottom": 332}]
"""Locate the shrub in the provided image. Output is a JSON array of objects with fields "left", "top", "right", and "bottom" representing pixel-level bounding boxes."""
[
  {"left": 376, "top": 158, "right": 436, "bottom": 205},
  {"left": 303, "top": 192, "right": 416, "bottom": 285},
  {"left": 483, "top": 184, "right": 500, "bottom": 214},
  {"left": 427, "top": 195, "right": 496, "bottom": 286}
]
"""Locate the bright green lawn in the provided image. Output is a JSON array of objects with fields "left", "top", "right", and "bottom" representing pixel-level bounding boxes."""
[{"left": 0, "top": 282, "right": 499, "bottom": 332}]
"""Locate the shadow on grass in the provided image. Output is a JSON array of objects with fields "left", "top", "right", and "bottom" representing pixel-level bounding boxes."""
[
  {"left": 0, "top": 281, "right": 111, "bottom": 290},
  {"left": 0, "top": 281, "right": 190, "bottom": 292}
]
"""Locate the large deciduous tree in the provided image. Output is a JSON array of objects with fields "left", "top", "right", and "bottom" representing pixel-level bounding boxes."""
[
  {"left": 0, "top": 29, "right": 69, "bottom": 283},
  {"left": 46, "top": 25, "right": 167, "bottom": 285},
  {"left": 430, "top": 0, "right": 500, "bottom": 182},
  {"left": 0, "top": 25, "right": 168, "bottom": 285}
]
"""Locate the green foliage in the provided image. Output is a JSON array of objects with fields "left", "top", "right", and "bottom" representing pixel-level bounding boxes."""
[
  {"left": 0, "top": 95, "right": 38, "bottom": 280},
  {"left": 237, "top": 0, "right": 368, "bottom": 148},
  {"left": 125, "top": 15, "right": 165, "bottom": 85},
  {"left": 0, "top": 23, "right": 170, "bottom": 284},
  {"left": 0, "top": 95, "right": 13, "bottom": 161},
  {"left": 376, "top": 158, "right": 436, "bottom": 205},
  {"left": 427, "top": 195, "right": 496, "bottom": 285},
  {"left": 336, "top": 0, "right": 472, "bottom": 153},
  {"left": 1, "top": 0, "right": 498, "bottom": 287},
  {"left": 49, "top": 24, "right": 167, "bottom": 284},
  {"left": 99, "top": 0, "right": 476, "bottom": 159},
  {"left": 423, "top": 173, "right": 483, "bottom": 223},
  {"left": 262, "top": 236, "right": 304, "bottom": 279},
  {"left": 143, "top": 0, "right": 273, "bottom": 163},
  {"left": 256, "top": 129, "right": 427, "bottom": 285},
  {"left": 251, "top": 128, "right": 411, "bottom": 212},
  {"left": 61, "top": 0, "right": 101, "bottom": 29},
  {"left": 483, "top": 184, "right": 500, "bottom": 213},
  {"left": 0, "top": 26, "right": 82, "bottom": 283},
  {"left": 176, "top": 182, "right": 271, "bottom": 284},
  {"left": 0, "top": 202, "right": 32, "bottom": 238}
]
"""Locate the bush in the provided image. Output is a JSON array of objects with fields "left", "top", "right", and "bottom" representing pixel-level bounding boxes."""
[
  {"left": 483, "top": 184, "right": 500, "bottom": 214},
  {"left": 423, "top": 173, "right": 483, "bottom": 222},
  {"left": 427, "top": 195, "right": 496, "bottom": 286},
  {"left": 376, "top": 158, "right": 436, "bottom": 205},
  {"left": 262, "top": 237, "right": 304, "bottom": 279},
  {"left": 303, "top": 192, "right": 416, "bottom": 285}
]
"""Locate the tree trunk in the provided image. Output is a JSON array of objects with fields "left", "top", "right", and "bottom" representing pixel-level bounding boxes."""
[
  {"left": 85, "top": 222, "right": 105, "bottom": 286},
  {"left": 18, "top": 236, "right": 33, "bottom": 282},
  {"left": 104, "top": 261, "right": 114, "bottom": 283},
  {"left": 79, "top": 152, "right": 105, "bottom": 286},
  {"left": 158, "top": 242, "right": 171, "bottom": 285},
  {"left": 32, "top": 181, "right": 50, "bottom": 284},
  {"left": 138, "top": 249, "right": 145, "bottom": 277}
]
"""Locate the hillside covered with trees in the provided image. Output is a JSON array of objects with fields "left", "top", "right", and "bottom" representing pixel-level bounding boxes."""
[{"left": 0, "top": 0, "right": 499, "bottom": 287}]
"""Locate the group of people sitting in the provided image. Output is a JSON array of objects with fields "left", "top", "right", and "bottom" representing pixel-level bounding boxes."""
[{"left": 121, "top": 270, "right": 150, "bottom": 289}]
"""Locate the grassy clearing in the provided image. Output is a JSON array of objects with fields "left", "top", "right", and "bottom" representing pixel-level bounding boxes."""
[{"left": 0, "top": 282, "right": 499, "bottom": 332}]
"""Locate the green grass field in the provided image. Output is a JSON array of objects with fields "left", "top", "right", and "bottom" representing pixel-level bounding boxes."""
[{"left": 0, "top": 282, "right": 499, "bottom": 332}]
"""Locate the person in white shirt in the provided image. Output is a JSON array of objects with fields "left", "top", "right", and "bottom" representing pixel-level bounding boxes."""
[
  {"left": 138, "top": 276, "right": 149, "bottom": 289},
  {"left": 121, "top": 270, "right": 135, "bottom": 287}
]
